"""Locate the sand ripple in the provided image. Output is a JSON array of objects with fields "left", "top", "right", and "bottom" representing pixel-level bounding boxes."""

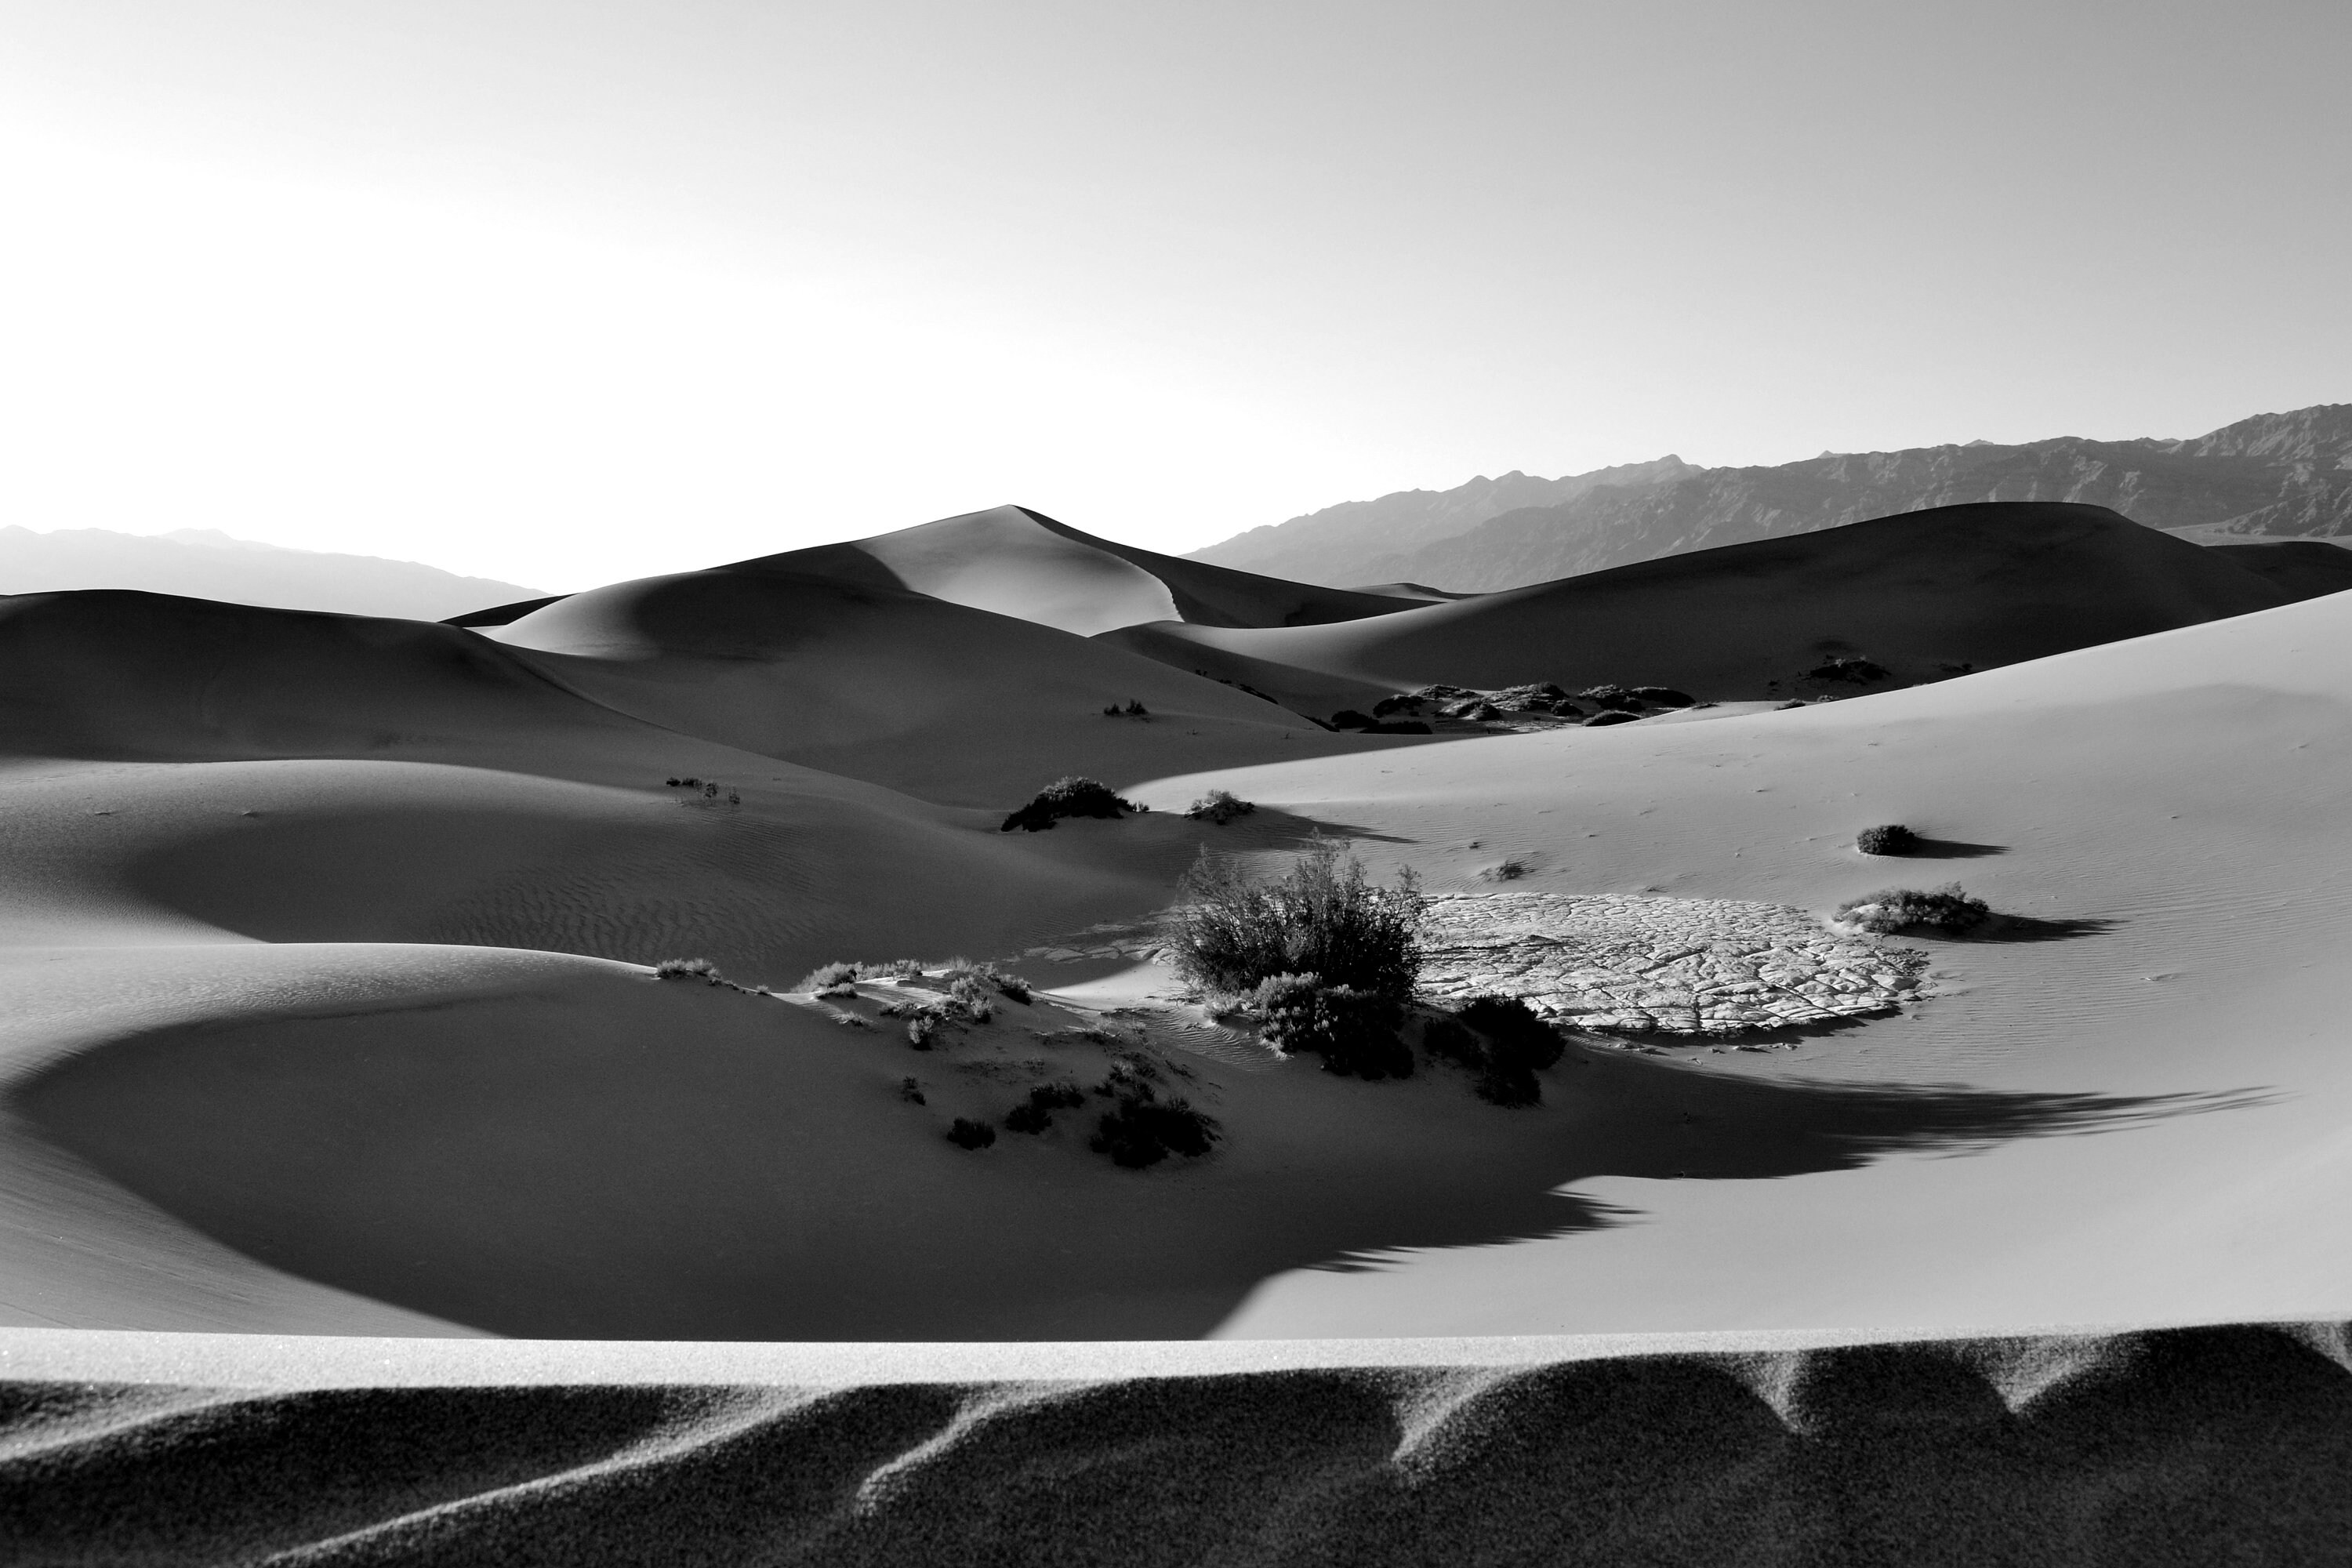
[{"left": 4, "top": 1320, "right": 2347, "bottom": 1563}]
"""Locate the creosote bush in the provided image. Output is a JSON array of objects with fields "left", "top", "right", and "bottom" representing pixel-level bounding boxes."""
[
  {"left": 654, "top": 958, "right": 721, "bottom": 984},
  {"left": 1836, "top": 884, "right": 1990, "bottom": 934},
  {"left": 1185, "top": 789, "right": 1256, "bottom": 826},
  {"left": 946, "top": 1117, "right": 996, "bottom": 1150},
  {"left": 1160, "top": 838, "right": 1425, "bottom": 1000},
  {"left": 1255, "top": 973, "right": 1412, "bottom": 1080},
  {"left": 1856, "top": 824, "right": 1921, "bottom": 856},
  {"left": 1001, "top": 776, "right": 1142, "bottom": 833}
]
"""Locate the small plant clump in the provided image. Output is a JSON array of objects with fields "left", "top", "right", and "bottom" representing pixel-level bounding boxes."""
[
  {"left": 1856, "top": 824, "right": 1921, "bottom": 856},
  {"left": 1001, "top": 776, "right": 1143, "bottom": 833},
  {"left": 941, "top": 960, "right": 1033, "bottom": 1005},
  {"left": 1836, "top": 884, "right": 1990, "bottom": 935},
  {"left": 1089, "top": 1079, "right": 1221, "bottom": 1169},
  {"left": 1255, "top": 973, "right": 1413, "bottom": 1080},
  {"left": 1185, "top": 789, "right": 1256, "bottom": 826},
  {"left": 946, "top": 1117, "right": 997, "bottom": 1150},
  {"left": 654, "top": 957, "right": 723, "bottom": 984},
  {"left": 898, "top": 1076, "right": 926, "bottom": 1105},
  {"left": 1160, "top": 838, "right": 1425, "bottom": 1000}
]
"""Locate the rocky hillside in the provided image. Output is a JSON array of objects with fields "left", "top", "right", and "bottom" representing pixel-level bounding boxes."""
[
  {"left": 1192, "top": 405, "right": 2352, "bottom": 592},
  {"left": 1188, "top": 456, "right": 1700, "bottom": 585}
]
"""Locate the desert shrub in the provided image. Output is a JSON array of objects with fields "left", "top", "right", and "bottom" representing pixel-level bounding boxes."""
[
  {"left": 1089, "top": 1083, "right": 1221, "bottom": 1169},
  {"left": 1835, "top": 884, "right": 1989, "bottom": 934},
  {"left": 946, "top": 975, "right": 996, "bottom": 1023},
  {"left": 1481, "top": 858, "right": 1529, "bottom": 882},
  {"left": 797, "top": 961, "right": 858, "bottom": 991},
  {"left": 1806, "top": 656, "right": 1889, "bottom": 684},
  {"left": 1001, "top": 776, "right": 1141, "bottom": 833},
  {"left": 1370, "top": 695, "right": 1420, "bottom": 717},
  {"left": 1578, "top": 685, "right": 1642, "bottom": 710},
  {"left": 898, "top": 1076, "right": 926, "bottom": 1105},
  {"left": 1255, "top": 973, "right": 1413, "bottom": 1080},
  {"left": 1186, "top": 789, "right": 1256, "bottom": 826},
  {"left": 906, "top": 1013, "right": 938, "bottom": 1050},
  {"left": 1855, "top": 824, "right": 1921, "bottom": 856},
  {"left": 1004, "top": 1100, "right": 1053, "bottom": 1134},
  {"left": 1160, "top": 839, "right": 1425, "bottom": 1000},
  {"left": 1629, "top": 686, "right": 1695, "bottom": 707},
  {"left": 654, "top": 957, "right": 720, "bottom": 983},
  {"left": 946, "top": 1117, "right": 996, "bottom": 1150},
  {"left": 1583, "top": 711, "right": 1642, "bottom": 728},
  {"left": 1548, "top": 701, "right": 1586, "bottom": 717},
  {"left": 1329, "top": 709, "right": 1374, "bottom": 729}
]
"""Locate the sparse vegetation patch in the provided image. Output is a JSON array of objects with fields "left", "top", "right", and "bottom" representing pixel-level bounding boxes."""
[
  {"left": 946, "top": 1117, "right": 996, "bottom": 1150},
  {"left": 655, "top": 957, "right": 723, "bottom": 984}
]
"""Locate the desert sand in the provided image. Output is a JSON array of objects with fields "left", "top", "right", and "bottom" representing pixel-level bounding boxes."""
[{"left": 2, "top": 497, "right": 2347, "bottom": 1557}]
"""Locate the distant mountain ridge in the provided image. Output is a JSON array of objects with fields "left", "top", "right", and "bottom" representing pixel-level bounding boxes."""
[
  {"left": 0, "top": 527, "right": 545, "bottom": 622},
  {"left": 1189, "top": 457, "right": 1702, "bottom": 584},
  {"left": 1190, "top": 405, "right": 2352, "bottom": 592}
]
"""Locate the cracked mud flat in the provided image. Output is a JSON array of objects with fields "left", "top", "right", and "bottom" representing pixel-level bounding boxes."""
[
  {"left": 1420, "top": 892, "right": 1927, "bottom": 1035},
  {"left": 1026, "top": 891, "right": 1929, "bottom": 1039}
]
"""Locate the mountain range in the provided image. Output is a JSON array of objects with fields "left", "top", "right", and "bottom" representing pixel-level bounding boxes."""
[{"left": 1189, "top": 403, "right": 2352, "bottom": 592}]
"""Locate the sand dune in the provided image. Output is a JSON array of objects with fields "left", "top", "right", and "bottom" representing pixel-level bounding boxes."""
[
  {"left": 1127, "top": 585, "right": 2352, "bottom": 1336},
  {"left": 486, "top": 561, "right": 1388, "bottom": 804},
  {"left": 746, "top": 503, "right": 1419, "bottom": 637},
  {"left": 1105, "top": 501, "right": 2316, "bottom": 717},
  {"left": 2, "top": 1322, "right": 2346, "bottom": 1565}
]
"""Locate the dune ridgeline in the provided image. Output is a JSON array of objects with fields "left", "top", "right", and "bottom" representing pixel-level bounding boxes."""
[{"left": 2, "top": 497, "right": 2348, "bottom": 1558}]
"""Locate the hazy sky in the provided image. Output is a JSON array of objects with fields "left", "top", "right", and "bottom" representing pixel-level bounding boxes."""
[{"left": 2, "top": 0, "right": 2345, "bottom": 590}]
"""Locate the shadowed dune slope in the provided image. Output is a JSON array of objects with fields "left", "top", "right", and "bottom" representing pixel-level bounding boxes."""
[
  {"left": 0, "top": 590, "right": 655, "bottom": 765},
  {"left": 488, "top": 564, "right": 1395, "bottom": 805},
  {"left": 737, "top": 504, "right": 1418, "bottom": 636},
  {"left": 2, "top": 1322, "right": 2348, "bottom": 1566},
  {"left": 2208, "top": 538, "right": 2352, "bottom": 600},
  {"left": 1102, "top": 502, "right": 2307, "bottom": 714}
]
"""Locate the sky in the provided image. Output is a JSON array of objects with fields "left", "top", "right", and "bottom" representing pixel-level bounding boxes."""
[{"left": 1, "top": 0, "right": 2345, "bottom": 591}]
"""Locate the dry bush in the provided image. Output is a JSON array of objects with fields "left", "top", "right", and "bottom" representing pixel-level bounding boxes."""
[
  {"left": 1160, "top": 839, "right": 1425, "bottom": 1000},
  {"left": 654, "top": 958, "right": 721, "bottom": 984},
  {"left": 1836, "top": 884, "right": 1989, "bottom": 934},
  {"left": 1185, "top": 789, "right": 1256, "bottom": 826},
  {"left": 1254, "top": 973, "right": 1412, "bottom": 1080},
  {"left": 1856, "top": 824, "right": 1920, "bottom": 855},
  {"left": 1001, "top": 776, "right": 1141, "bottom": 833}
]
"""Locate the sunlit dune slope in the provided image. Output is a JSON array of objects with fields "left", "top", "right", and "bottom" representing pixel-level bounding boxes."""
[
  {"left": 488, "top": 563, "right": 1394, "bottom": 805},
  {"left": 1129, "top": 586, "right": 2352, "bottom": 1337},
  {"left": 738, "top": 503, "right": 1419, "bottom": 637},
  {"left": 1102, "top": 502, "right": 2314, "bottom": 715}
]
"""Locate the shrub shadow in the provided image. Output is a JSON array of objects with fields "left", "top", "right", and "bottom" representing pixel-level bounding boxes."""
[
  {"left": 1900, "top": 837, "right": 2009, "bottom": 859},
  {"left": 1953, "top": 914, "right": 2121, "bottom": 943}
]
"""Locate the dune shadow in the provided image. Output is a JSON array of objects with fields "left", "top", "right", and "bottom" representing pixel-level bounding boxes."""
[
  {"left": 1899, "top": 837, "right": 2009, "bottom": 859},
  {"left": 16, "top": 1000, "right": 2273, "bottom": 1343}
]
